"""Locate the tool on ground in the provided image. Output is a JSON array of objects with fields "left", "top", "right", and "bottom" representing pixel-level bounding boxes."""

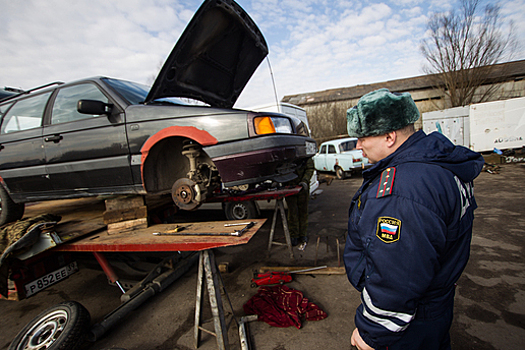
[
  {"left": 231, "top": 221, "right": 255, "bottom": 236},
  {"left": 251, "top": 265, "right": 327, "bottom": 287},
  {"left": 153, "top": 222, "right": 255, "bottom": 237},
  {"left": 239, "top": 314, "right": 258, "bottom": 350},
  {"left": 152, "top": 225, "right": 189, "bottom": 235},
  {"left": 224, "top": 222, "right": 254, "bottom": 227}
]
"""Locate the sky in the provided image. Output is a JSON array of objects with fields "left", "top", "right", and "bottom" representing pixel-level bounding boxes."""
[{"left": 1, "top": 0, "right": 524, "bottom": 109}]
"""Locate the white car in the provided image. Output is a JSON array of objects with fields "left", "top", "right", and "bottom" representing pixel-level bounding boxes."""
[{"left": 313, "top": 137, "right": 371, "bottom": 179}]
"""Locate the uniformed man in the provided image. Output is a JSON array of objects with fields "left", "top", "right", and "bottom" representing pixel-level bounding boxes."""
[
  {"left": 286, "top": 157, "right": 314, "bottom": 250},
  {"left": 344, "top": 88, "right": 484, "bottom": 350}
]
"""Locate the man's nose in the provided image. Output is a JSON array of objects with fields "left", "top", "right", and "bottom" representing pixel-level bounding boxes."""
[{"left": 356, "top": 139, "right": 363, "bottom": 149}]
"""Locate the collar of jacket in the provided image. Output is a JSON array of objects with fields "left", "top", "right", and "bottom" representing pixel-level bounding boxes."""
[{"left": 361, "top": 130, "right": 425, "bottom": 182}]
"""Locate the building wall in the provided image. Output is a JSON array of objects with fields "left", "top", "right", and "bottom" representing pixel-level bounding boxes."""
[{"left": 283, "top": 61, "right": 525, "bottom": 142}]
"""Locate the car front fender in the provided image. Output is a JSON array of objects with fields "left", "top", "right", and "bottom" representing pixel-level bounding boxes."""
[{"left": 139, "top": 126, "right": 218, "bottom": 187}]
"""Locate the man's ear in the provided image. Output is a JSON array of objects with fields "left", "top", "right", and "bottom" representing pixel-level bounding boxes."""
[{"left": 385, "top": 131, "right": 397, "bottom": 148}]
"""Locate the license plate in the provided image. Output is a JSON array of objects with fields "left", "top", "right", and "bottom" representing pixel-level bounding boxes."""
[
  {"left": 305, "top": 141, "right": 317, "bottom": 155},
  {"left": 24, "top": 261, "right": 78, "bottom": 297}
]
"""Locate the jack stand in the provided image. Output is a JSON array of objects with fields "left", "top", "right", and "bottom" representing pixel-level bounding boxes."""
[
  {"left": 194, "top": 250, "right": 230, "bottom": 350},
  {"left": 267, "top": 198, "right": 294, "bottom": 259}
]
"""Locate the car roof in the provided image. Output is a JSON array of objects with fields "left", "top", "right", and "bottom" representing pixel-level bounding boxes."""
[
  {"left": 145, "top": 0, "right": 268, "bottom": 108},
  {"left": 0, "top": 79, "right": 117, "bottom": 105},
  {"left": 0, "top": 90, "right": 16, "bottom": 101},
  {"left": 0, "top": 81, "right": 65, "bottom": 104},
  {"left": 321, "top": 137, "right": 358, "bottom": 145}
]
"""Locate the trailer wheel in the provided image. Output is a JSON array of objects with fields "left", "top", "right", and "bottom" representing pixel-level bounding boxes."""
[
  {"left": 9, "top": 301, "right": 90, "bottom": 350},
  {"left": 0, "top": 185, "right": 24, "bottom": 226},
  {"left": 223, "top": 201, "right": 259, "bottom": 220},
  {"left": 335, "top": 166, "right": 347, "bottom": 180}
]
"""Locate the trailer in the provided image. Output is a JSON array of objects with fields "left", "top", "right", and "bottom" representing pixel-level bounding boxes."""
[
  {"left": 422, "top": 96, "right": 525, "bottom": 153},
  {"left": 1, "top": 187, "right": 301, "bottom": 350}
]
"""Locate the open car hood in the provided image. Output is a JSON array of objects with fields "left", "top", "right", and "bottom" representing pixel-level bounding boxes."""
[{"left": 145, "top": 0, "right": 268, "bottom": 108}]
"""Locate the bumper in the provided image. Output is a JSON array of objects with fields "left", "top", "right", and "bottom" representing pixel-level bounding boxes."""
[{"left": 204, "top": 135, "right": 316, "bottom": 187}]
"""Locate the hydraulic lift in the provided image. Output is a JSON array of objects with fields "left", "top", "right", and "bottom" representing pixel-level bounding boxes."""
[{"left": 3, "top": 187, "right": 301, "bottom": 349}]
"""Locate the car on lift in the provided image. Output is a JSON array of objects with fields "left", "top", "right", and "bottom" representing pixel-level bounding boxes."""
[
  {"left": 0, "top": 0, "right": 316, "bottom": 226},
  {"left": 313, "top": 137, "right": 370, "bottom": 179},
  {"left": 0, "top": 89, "right": 16, "bottom": 101}
]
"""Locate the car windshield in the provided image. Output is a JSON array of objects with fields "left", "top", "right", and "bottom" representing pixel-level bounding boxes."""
[
  {"left": 102, "top": 78, "right": 196, "bottom": 106},
  {"left": 339, "top": 140, "right": 357, "bottom": 152}
]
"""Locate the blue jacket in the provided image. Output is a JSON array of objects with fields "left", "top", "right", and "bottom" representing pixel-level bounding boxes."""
[{"left": 344, "top": 130, "right": 484, "bottom": 349}]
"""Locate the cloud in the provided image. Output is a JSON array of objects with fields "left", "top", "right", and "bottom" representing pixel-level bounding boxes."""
[
  {"left": 1, "top": 0, "right": 524, "bottom": 109},
  {"left": 0, "top": 0, "right": 194, "bottom": 89},
  {"left": 246, "top": 0, "right": 425, "bottom": 102}
]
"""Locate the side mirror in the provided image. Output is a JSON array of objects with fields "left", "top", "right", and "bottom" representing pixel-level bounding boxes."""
[{"left": 77, "top": 99, "right": 113, "bottom": 115}]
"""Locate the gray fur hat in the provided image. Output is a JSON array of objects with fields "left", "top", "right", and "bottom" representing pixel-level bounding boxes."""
[{"left": 346, "top": 88, "right": 420, "bottom": 138}]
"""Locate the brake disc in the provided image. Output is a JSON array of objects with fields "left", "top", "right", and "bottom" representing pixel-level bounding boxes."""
[{"left": 171, "top": 178, "right": 202, "bottom": 211}]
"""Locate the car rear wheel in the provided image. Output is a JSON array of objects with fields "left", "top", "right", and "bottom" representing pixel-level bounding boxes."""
[
  {"left": 0, "top": 185, "right": 25, "bottom": 226},
  {"left": 222, "top": 201, "right": 259, "bottom": 220},
  {"left": 8, "top": 301, "right": 90, "bottom": 350},
  {"left": 335, "top": 166, "right": 347, "bottom": 180}
]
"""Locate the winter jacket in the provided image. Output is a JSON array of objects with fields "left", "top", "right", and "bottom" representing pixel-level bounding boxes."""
[{"left": 344, "top": 130, "right": 484, "bottom": 349}]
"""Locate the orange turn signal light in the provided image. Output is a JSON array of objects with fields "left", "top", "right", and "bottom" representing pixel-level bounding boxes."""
[{"left": 254, "top": 116, "right": 276, "bottom": 134}]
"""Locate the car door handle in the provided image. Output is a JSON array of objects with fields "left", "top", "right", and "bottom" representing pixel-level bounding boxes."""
[{"left": 45, "top": 135, "right": 63, "bottom": 143}]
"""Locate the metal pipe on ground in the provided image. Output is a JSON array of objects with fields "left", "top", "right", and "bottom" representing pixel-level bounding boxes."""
[
  {"left": 88, "top": 253, "right": 198, "bottom": 342},
  {"left": 239, "top": 315, "right": 258, "bottom": 350}
]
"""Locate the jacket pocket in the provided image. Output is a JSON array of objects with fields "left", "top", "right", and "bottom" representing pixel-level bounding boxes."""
[{"left": 348, "top": 238, "right": 371, "bottom": 291}]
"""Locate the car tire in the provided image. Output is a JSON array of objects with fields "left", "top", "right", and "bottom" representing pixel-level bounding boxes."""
[
  {"left": 0, "top": 185, "right": 25, "bottom": 226},
  {"left": 335, "top": 166, "right": 347, "bottom": 180},
  {"left": 223, "top": 201, "right": 259, "bottom": 220},
  {"left": 8, "top": 301, "right": 90, "bottom": 350}
]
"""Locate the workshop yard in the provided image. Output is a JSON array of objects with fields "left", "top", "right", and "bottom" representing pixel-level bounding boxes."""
[{"left": 1, "top": 163, "right": 524, "bottom": 350}]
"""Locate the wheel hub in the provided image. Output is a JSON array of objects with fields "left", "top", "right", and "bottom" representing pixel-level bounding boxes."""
[
  {"left": 23, "top": 310, "right": 68, "bottom": 349},
  {"left": 171, "top": 178, "right": 203, "bottom": 211},
  {"left": 231, "top": 203, "right": 248, "bottom": 220},
  {"left": 174, "top": 184, "right": 194, "bottom": 205}
]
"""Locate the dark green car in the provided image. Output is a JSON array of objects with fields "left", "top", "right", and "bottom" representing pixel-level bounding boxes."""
[{"left": 0, "top": 0, "right": 316, "bottom": 225}]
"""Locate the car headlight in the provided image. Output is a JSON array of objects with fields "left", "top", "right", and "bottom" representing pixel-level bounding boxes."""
[{"left": 254, "top": 116, "right": 293, "bottom": 134}]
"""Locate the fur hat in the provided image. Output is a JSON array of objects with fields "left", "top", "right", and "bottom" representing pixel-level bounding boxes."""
[{"left": 346, "top": 88, "right": 420, "bottom": 138}]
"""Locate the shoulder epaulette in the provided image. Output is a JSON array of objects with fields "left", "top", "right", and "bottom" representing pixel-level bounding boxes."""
[{"left": 377, "top": 167, "right": 396, "bottom": 198}]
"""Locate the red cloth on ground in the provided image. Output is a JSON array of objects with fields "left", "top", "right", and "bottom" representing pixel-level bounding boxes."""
[{"left": 243, "top": 285, "right": 328, "bottom": 329}]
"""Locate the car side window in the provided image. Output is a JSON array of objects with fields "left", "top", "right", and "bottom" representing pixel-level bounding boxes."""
[
  {"left": 1, "top": 92, "right": 52, "bottom": 134},
  {"left": 328, "top": 145, "right": 336, "bottom": 154},
  {"left": 340, "top": 141, "right": 356, "bottom": 152},
  {"left": 320, "top": 145, "right": 326, "bottom": 154},
  {"left": 0, "top": 102, "right": 14, "bottom": 118},
  {"left": 51, "top": 84, "right": 109, "bottom": 124}
]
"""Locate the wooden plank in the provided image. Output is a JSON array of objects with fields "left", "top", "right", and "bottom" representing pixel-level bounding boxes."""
[
  {"left": 103, "top": 206, "right": 148, "bottom": 225},
  {"left": 107, "top": 217, "right": 148, "bottom": 235},
  {"left": 258, "top": 266, "right": 345, "bottom": 274},
  {"left": 53, "top": 219, "right": 267, "bottom": 252},
  {"left": 105, "top": 196, "right": 145, "bottom": 211}
]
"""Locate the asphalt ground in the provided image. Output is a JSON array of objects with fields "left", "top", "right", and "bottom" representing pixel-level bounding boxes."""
[{"left": 0, "top": 163, "right": 524, "bottom": 350}]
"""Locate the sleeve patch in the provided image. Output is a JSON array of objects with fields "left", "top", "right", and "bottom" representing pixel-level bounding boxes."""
[
  {"left": 376, "top": 217, "right": 401, "bottom": 243},
  {"left": 376, "top": 167, "right": 396, "bottom": 198}
]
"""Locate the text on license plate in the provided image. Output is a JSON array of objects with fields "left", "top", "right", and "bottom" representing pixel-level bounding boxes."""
[
  {"left": 25, "top": 261, "right": 79, "bottom": 297},
  {"left": 305, "top": 141, "right": 316, "bottom": 155}
]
